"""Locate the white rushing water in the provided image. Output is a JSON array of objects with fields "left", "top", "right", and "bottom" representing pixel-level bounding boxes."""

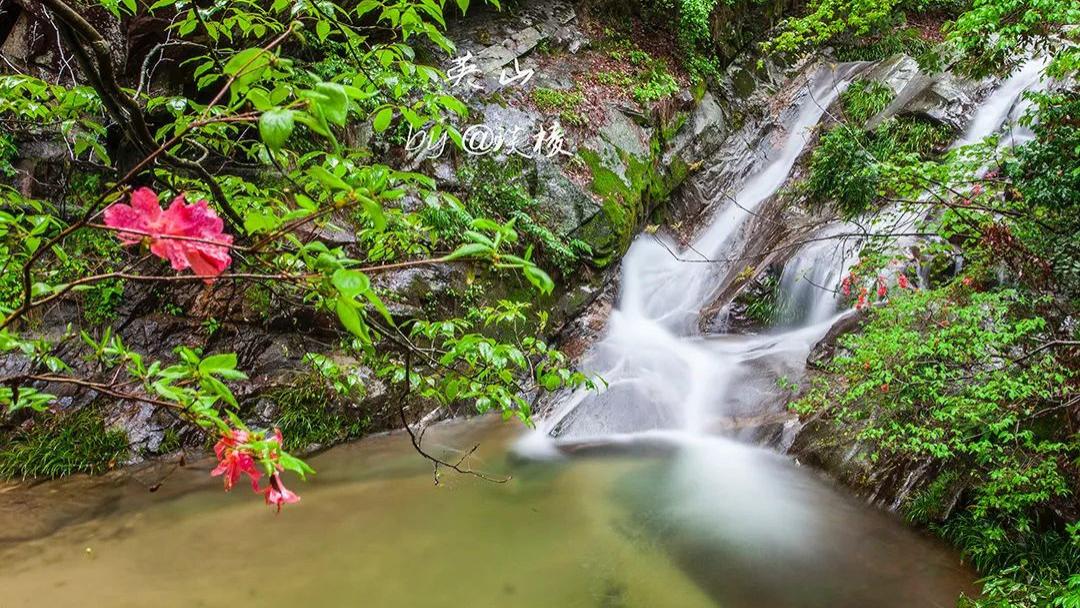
[
  {"left": 775, "top": 57, "right": 1051, "bottom": 321},
  {"left": 529, "top": 56, "right": 1050, "bottom": 450},
  {"left": 954, "top": 56, "right": 1050, "bottom": 149},
  {"left": 531, "top": 63, "right": 868, "bottom": 443}
]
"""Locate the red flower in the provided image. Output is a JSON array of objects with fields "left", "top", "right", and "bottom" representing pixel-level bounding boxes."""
[
  {"left": 876, "top": 276, "right": 888, "bottom": 298},
  {"left": 211, "top": 429, "right": 261, "bottom": 492},
  {"left": 841, "top": 273, "right": 854, "bottom": 297},
  {"left": 962, "top": 276, "right": 974, "bottom": 287},
  {"left": 104, "top": 188, "right": 233, "bottom": 281},
  {"left": 263, "top": 472, "right": 300, "bottom": 512},
  {"left": 898, "top": 274, "right": 911, "bottom": 290},
  {"left": 971, "top": 183, "right": 984, "bottom": 196},
  {"left": 855, "top": 287, "right": 869, "bottom": 310}
]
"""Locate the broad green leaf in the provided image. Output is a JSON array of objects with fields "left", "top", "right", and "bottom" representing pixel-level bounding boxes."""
[
  {"left": 308, "top": 166, "right": 352, "bottom": 191},
  {"left": 372, "top": 106, "right": 393, "bottom": 132},
  {"left": 335, "top": 296, "right": 371, "bottom": 343},
  {"left": 315, "top": 82, "right": 349, "bottom": 125},
  {"left": 259, "top": 108, "right": 295, "bottom": 151},
  {"left": 199, "top": 353, "right": 237, "bottom": 374},
  {"left": 332, "top": 268, "right": 371, "bottom": 299},
  {"left": 445, "top": 242, "right": 491, "bottom": 261}
]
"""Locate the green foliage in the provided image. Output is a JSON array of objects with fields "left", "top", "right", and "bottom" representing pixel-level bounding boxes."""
[
  {"left": 767, "top": 0, "right": 1077, "bottom": 78},
  {"left": 0, "top": 407, "right": 129, "bottom": 479},
  {"left": 270, "top": 353, "right": 375, "bottom": 451},
  {"left": 270, "top": 378, "right": 350, "bottom": 451},
  {"left": 632, "top": 68, "right": 680, "bottom": 104},
  {"left": 0, "top": 0, "right": 584, "bottom": 509},
  {"left": 734, "top": 270, "right": 784, "bottom": 326},
  {"left": 641, "top": 0, "right": 718, "bottom": 54},
  {"left": 766, "top": 0, "right": 904, "bottom": 55},
  {"left": 1003, "top": 91, "right": 1080, "bottom": 300},
  {"left": 806, "top": 126, "right": 881, "bottom": 218},
  {"left": 81, "top": 280, "right": 124, "bottom": 326},
  {"left": 0, "top": 75, "right": 110, "bottom": 164},
  {"left": 593, "top": 33, "right": 682, "bottom": 101},
  {"left": 840, "top": 79, "right": 895, "bottom": 124},
  {"left": 531, "top": 88, "right": 584, "bottom": 111},
  {"left": 952, "top": 522, "right": 1080, "bottom": 607},
  {"left": 449, "top": 158, "right": 589, "bottom": 273},
  {"left": 806, "top": 117, "right": 951, "bottom": 218},
  {"left": 795, "top": 286, "right": 1078, "bottom": 607},
  {"left": 833, "top": 27, "right": 940, "bottom": 71},
  {"left": 531, "top": 87, "right": 587, "bottom": 126},
  {"left": 0, "top": 134, "right": 16, "bottom": 178},
  {"left": 947, "top": 0, "right": 1080, "bottom": 77},
  {"left": 383, "top": 300, "right": 595, "bottom": 424}
]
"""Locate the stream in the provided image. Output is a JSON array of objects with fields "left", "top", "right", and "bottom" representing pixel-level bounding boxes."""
[{"left": 0, "top": 59, "right": 1048, "bottom": 607}]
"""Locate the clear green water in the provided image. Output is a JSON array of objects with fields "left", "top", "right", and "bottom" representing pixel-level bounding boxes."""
[{"left": 0, "top": 418, "right": 975, "bottom": 607}]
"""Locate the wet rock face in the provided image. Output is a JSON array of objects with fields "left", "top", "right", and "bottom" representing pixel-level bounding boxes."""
[
  {"left": 864, "top": 53, "right": 988, "bottom": 132},
  {"left": 424, "top": 0, "right": 734, "bottom": 270}
]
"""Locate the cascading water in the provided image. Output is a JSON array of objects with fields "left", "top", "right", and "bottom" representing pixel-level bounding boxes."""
[
  {"left": 536, "top": 63, "right": 868, "bottom": 441},
  {"left": 775, "top": 223, "right": 860, "bottom": 327},
  {"left": 775, "top": 57, "right": 1051, "bottom": 322},
  {"left": 955, "top": 56, "right": 1050, "bottom": 149}
]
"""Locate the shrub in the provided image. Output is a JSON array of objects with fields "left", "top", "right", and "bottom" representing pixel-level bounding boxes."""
[
  {"left": 840, "top": 79, "right": 895, "bottom": 124},
  {"left": 795, "top": 286, "right": 1079, "bottom": 608},
  {"left": 806, "top": 126, "right": 880, "bottom": 218}
]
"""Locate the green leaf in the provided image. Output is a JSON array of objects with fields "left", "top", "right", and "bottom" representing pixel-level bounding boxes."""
[
  {"left": 357, "top": 194, "right": 387, "bottom": 231},
  {"left": 332, "top": 269, "right": 371, "bottom": 299},
  {"left": 372, "top": 106, "right": 393, "bottom": 132},
  {"left": 335, "top": 296, "right": 371, "bottom": 343},
  {"left": 308, "top": 166, "right": 352, "bottom": 191},
  {"left": 316, "top": 19, "right": 332, "bottom": 42},
  {"left": 223, "top": 48, "right": 268, "bottom": 77},
  {"left": 522, "top": 265, "right": 554, "bottom": 295},
  {"left": 315, "top": 82, "right": 349, "bottom": 125},
  {"left": 364, "top": 289, "right": 395, "bottom": 327},
  {"left": 355, "top": 0, "right": 380, "bottom": 17},
  {"left": 259, "top": 109, "right": 295, "bottom": 151},
  {"left": 200, "top": 353, "right": 238, "bottom": 374},
  {"left": 438, "top": 94, "right": 467, "bottom": 117},
  {"left": 203, "top": 376, "right": 239, "bottom": 408},
  {"left": 445, "top": 242, "right": 491, "bottom": 261}
]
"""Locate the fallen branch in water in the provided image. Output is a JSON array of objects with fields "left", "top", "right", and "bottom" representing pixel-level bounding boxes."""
[{"left": 398, "top": 350, "right": 509, "bottom": 485}]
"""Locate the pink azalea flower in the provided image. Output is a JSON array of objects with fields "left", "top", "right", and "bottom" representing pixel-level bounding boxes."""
[
  {"left": 841, "top": 273, "right": 854, "bottom": 297},
  {"left": 855, "top": 287, "right": 869, "bottom": 310},
  {"left": 263, "top": 472, "right": 300, "bottom": 512},
  {"left": 898, "top": 274, "right": 911, "bottom": 290},
  {"left": 211, "top": 429, "right": 261, "bottom": 492},
  {"left": 877, "top": 276, "right": 888, "bottom": 298},
  {"left": 104, "top": 188, "right": 233, "bottom": 281},
  {"left": 971, "top": 184, "right": 984, "bottom": 196}
]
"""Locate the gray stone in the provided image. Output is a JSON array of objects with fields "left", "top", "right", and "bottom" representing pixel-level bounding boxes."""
[
  {"left": 475, "top": 26, "right": 544, "bottom": 73},
  {"left": 533, "top": 158, "right": 601, "bottom": 236},
  {"left": 865, "top": 54, "right": 979, "bottom": 132}
]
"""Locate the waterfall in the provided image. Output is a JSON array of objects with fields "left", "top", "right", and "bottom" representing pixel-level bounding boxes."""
[
  {"left": 775, "top": 223, "right": 859, "bottom": 327},
  {"left": 954, "top": 56, "right": 1050, "bottom": 149},
  {"left": 531, "top": 63, "right": 867, "bottom": 443},
  {"left": 774, "top": 57, "right": 1051, "bottom": 323},
  {"left": 524, "top": 55, "right": 1049, "bottom": 456}
]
